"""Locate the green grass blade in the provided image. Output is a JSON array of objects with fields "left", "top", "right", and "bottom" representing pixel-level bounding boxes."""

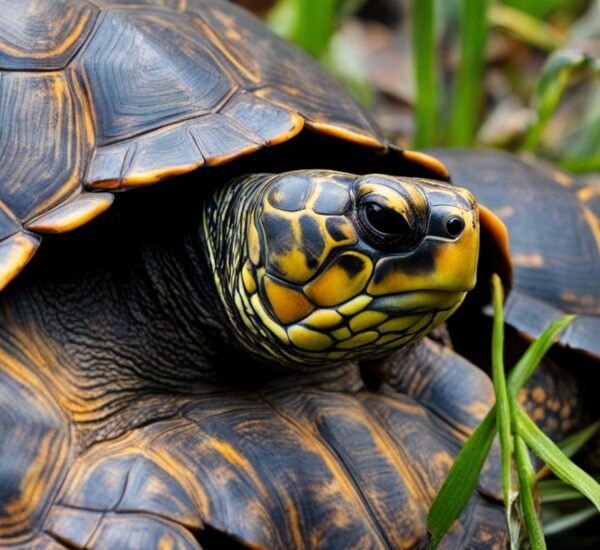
[
  {"left": 449, "top": 0, "right": 489, "bottom": 146},
  {"left": 517, "top": 407, "right": 600, "bottom": 511},
  {"left": 490, "top": 275, "right": 517, "bottom": 545},
  {"left": 411, "top": 0, "right": 437, "bottom": 148},
  {"left": 427, "top": 279, "right": 575, "bottom": 547},
  {"left": 514, "top": 432, "right": 547, "bottom": 549},
  {"left": 537, "top": 420, "right": 600, "bottom": 480},
  {"left": 540, "top": 478, "right": 600, "bottom": 503},
  {"left": 426, "top": 409, "right": 496, "bottom": 549},
  {"left": 560, "top": 155, "right": 600, "bottom": 173},
  {"left": 507, "top": 315, "right": 575, "bottom": 395},
  {"left": 524, "top": 49, "right": 600, "bottom": 151},
  {"left": 270, "top": 0, "right": 338, "bottom": 58},
  {"left": 557, "top": 420, "right": 600, "bottom": 459},
  {"left": 500, "top": 0, "right": 563, "bottom": 19},
  {"left": 544, "top": 505, "right": 599, "bottom": 536}
]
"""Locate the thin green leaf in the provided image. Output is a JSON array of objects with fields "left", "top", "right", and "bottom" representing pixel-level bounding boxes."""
[
  {"left": 539, "top": 478, "right": 600, "bottom": 503},
  {"left": 426, "top": 410, "right": 496, "bottom": 549},
  {"left": 560, "top": 155, "right": 600, "bottom": 173},
  {"left": 537, "top": 420, "right": 600, "bottom": 480},
  {"left": 517, "top": 407, "right": 600, "bottom": 512},
  {"left": 544, "top": 505, "right": 599, "bottom": 536},
  {"left": 449, "top": 0, "right": 489, "bottom": 146},
  {"left": 524, "top": 49, "right": 600, "bottom": 151},
  {"left": 514, "top": 432, "right": 546, "bottom": 549},
  {"left": 490, "top": 275, "right": 517, "bottom": 545},
  {"left": 428, "top": 288, "right": 574, "bottom": 547},
  {"left": 507, "top": 315, "right": 576, "bottom": 395},
  {"left": 500, "top": 0, "right": 564, "bottom": 19},
  {"left": 411, "top": 0, "right": 437, "bottom": 148}
]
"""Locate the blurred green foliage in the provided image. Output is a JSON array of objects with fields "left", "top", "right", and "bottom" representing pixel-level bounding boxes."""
[
  {"left": 268, "top": 0, "right": 373, "bottom": 105},
  {"left": 267, "top": 0, "right": 600, "bottom": 175}
]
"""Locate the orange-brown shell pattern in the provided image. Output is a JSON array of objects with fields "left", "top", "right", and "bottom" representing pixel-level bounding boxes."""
[{"left": 204, "top": 170, "right": 480, "bottom": 367}]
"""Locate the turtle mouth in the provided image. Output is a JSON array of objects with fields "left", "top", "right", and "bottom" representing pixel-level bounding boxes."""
[
  {"left": 310, "top": 288, "right": 467, "bottom": 360},
  {"left": 235, "top": 283, "right": 467, "bottom": 364},
  {"left": 367, "top": 288, "right": 470, "bottom": 313}
]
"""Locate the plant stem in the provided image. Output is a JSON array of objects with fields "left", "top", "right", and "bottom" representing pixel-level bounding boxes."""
[
  {"left": 514, "top": 432, "right": 547, "bottom": 549},
  {"left": 449, "top": 0, "right": 489, "bottom": 146},
  {"left": 412, "top": 0, "right": 437, "bottom": 148},
  {"left": 491, "top": 275, "right": 517, "bottom": 545}
]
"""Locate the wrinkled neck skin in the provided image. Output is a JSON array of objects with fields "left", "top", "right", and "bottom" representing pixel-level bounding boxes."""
[{"left": 0, "top": 189, "right": 294, "bottom": 446}]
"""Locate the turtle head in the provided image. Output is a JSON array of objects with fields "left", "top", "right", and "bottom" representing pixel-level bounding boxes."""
[{"left": 204, "top": 170, "right": 479, "bottom": 369}]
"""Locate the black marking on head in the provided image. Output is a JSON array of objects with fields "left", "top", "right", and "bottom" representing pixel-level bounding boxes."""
[
  {"left": 262, "top": 213, "right": 294, "bottom": 256},
  {"left": 326, "top": 217, "right": 350, "bottom": 242},
  {"left": 313, "top": 184, "right": 351, "bottom": 215},
  {"left": 299, "top": 214, "right": 325, "bottom": 269},
  {"left": 338, "top": 254, "right": 366, "bottom": 277},
  {"left": 373, "top": 241, "right": 437, "bottom": 284},
  {"left": 267, "top": 175, "right": 312, "bottom": 211}
]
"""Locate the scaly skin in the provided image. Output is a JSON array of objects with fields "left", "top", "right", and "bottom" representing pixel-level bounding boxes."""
[{"left": 204, "top": 170, "right": 480, "bottom": 368}]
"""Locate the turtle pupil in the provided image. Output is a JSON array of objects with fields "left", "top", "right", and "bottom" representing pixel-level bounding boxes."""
[
  {"left": 365, "top": 203, "right": 409, "bottom": 235},
  {"left": 446, "top": 216, "right": 465, "bottom": 237}
]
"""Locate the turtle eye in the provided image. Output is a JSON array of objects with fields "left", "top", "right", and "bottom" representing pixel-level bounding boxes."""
[
  {"left": 445, "top": 216, "right": 465, "bottom": 238},
  {"left": 359, "top": 198, "right": 415, "bottom": 248}
]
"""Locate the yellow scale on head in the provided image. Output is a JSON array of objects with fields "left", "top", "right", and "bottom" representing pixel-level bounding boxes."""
[{"left": 258, "top": 176, "right": 358, "bottom": 285}]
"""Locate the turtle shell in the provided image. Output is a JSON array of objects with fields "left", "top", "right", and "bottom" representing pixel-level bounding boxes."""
[
  {"left": 0, "top": 0, "right": 448, "bottom": 292},
  {"left": 432, "top": 149, "right": 600, "bottom": 360},
  {"left": 0, "top": 329, "right": 509, "bottom": 548}
]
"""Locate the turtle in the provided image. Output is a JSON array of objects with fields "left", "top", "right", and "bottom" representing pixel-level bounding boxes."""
[{"left": 0, "top": 1, "right": 586, "bottom": 549}]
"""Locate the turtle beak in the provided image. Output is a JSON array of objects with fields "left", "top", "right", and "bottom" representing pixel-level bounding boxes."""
[{"left": 366, "top": 191, "right": 481, "bottom": 296}]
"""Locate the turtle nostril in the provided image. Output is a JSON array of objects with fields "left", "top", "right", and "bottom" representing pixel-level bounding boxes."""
[{"left": 445, "top": 216, "right": 465, "bottom": 238}]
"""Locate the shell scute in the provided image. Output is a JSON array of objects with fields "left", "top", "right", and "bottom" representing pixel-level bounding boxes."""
[
  {"left": 187, "top": 114, "right": 260, "bottom": 166},
  {"left": 121, "top": 124, "right": 206, "bottom": 187},
  {"left": 74, "top": 9, "right": 235, "bottom": 146},
  {"left": 221, "top": 91, "right": 304, "bottom": 146},
  {"left": 0, "top": 72, "right": 89, "bottom": 222},
  {"left": 0, "top": 0, "right": 98, "bottom": 71},
  {"left": 0, "top": 347, "right": 70, "bottom": 543}
]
